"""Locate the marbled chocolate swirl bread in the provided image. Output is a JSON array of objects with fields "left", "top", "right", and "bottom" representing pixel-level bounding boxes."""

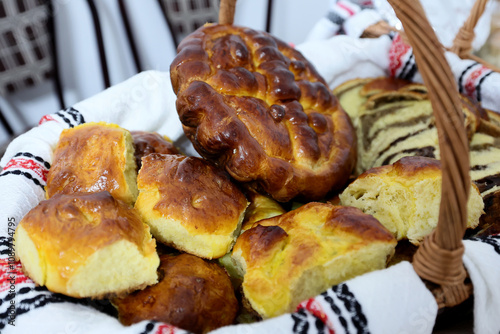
[
  {"left": 469, "top": 111, "right": 500, "bottom": 235},
  {"left": 334, "top": 77, "right": 481, "bottom": 174},
  {"left": 170, "top": 24, "right": 356, "bottom": 202}
]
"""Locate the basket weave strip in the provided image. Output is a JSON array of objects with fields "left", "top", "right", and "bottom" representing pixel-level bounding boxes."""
[
  {"left": 388, "top": 0, "right": 471, "bottom": 307},
  {"left": 450, "top": 0, "right": 500, "bottom": 72},
  {"left": 219, "top": 0, "right": 236, "bottom": 25},
  {"left": 451, "top": 0, "right": 488, "bottom": 56}
]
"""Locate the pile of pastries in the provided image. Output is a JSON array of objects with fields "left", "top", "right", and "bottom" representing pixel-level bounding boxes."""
[{"left": 14, "top": 23, "right": 499, "bottom": 333}]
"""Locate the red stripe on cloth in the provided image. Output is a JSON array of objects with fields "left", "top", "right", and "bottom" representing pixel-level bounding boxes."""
[
  {"left": 39, "top": 114, "right": 56, "bottom": 125},
  {"left": 389, "top": 34, "right": 412, "bottom": 77},
  {"left": 3, "top": 158, "right": 49, "bottom": 182},
  {"left": 297, "top": 298, "right": 336, "bottom": 334},
  {"left": 0, "top": 259, "right": 33, "bottom": 293},
  {"left": 464, "top": 65, "right": 490, "bottom": 99},
  {"left": 336, "top": 1, "right": 356, "bottom": 16},
  {"left": 154, "top": 323, "right": 178, "bottom": 334}
]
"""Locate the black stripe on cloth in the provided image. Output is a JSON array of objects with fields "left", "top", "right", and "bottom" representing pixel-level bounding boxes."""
[
  {"left": 327, "top": 11, "right": 345, "bottom": 26},
  {"left": 398, "top": 53, "right": 414, "bottom": 80},
  {"left": 0, "top": 292, "right": 63, "bottom": 329},
  {"left": 458, "top": 62, "right": 479, "bottom": 94},
  {"left": 0, "top": 237, "right": 14, "bottom": 257},
  {"left": 0, "top": 170, "right": 45, "bottom": 190},
  {"left": 47, "top": 0, "right": 66, "bottom": 110},
  {"left": 332, "top": 284, "right": 370, "bottom": 334},
  {"left": 87, "top": 0, "right": 111, "bottom": 88},
  {"left": 469, "top": 235, "right": 500, "bottom": 255},
  {"left": 291, "top": 308, "right": 310, "bottom": 334},
  {"left": 55, "top": 110, "right": 75, "bottom": 128},
  {"left": 476, "top": 70, "right": 494, "bottom": 102},
  {"left": 0, "top": 285, "right": 118, "bottom": 329},
  {"left": 400, "top": 53, "right": 418, "bottom": 82},
  {"left": 321, "top": 291, "right": 350, "bottom": 334},
  {"left": 0, "top": 237, "right": 13, "bottom": 250},
  {"left": 117, "top": 0, "right": 143, "bottom": 73},
  {"left": 402, "top": 61, "right": 418, "bottom": 82},
  {"left": 12, "top": 152, "right": 51, "bottom": 169},
  {"left": 294, "top": 304, "right": 331, "bottom": 334},
  {"left": 139, "top": 322, "right": 157, "bottom": 334},
  {"left": 65, "top": 107, "right": 85, "bottom": 125},
  {"left": 54, "top": 107, "right": 85, "bottom": 128}
]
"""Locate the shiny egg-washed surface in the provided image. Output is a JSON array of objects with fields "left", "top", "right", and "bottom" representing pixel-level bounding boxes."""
[{"left": 170, "top": 24, "right": 356, "bottom": 202}]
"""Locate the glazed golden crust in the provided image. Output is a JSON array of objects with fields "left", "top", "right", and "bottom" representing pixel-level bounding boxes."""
[
  {"left": 137, "top": 153, "right": 247, "bottom": 235},
  {"left": 170, "top": 24, "right": 356, "bottom": 202},
  {"left": 131, "top": 131, "right": 179, "bottom": 169},
  {"left": 46, "top": 122, "right": 138, "bottom": 205},
  {"left": 20, "top": 192, "right": 149, "bottom": 261},
  {"left": 113, "top": 253, "right": 238, "bottom": 334},
  {"left": 15, "top": 192, "right": 159, "bottom": 298},
  {"left": 135, "top": 153, "right": 248, "bottom": 258},
  {"left": 232, "top": 202, "right": 396, "bottom": 318}
]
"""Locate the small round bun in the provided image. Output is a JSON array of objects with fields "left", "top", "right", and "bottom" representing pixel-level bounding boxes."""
[
  {"left": 170, "top": 24, "right": 356, "bottom": 202},
  {"left": 135, "top": 153, "right": 248, "bottom": 259},
  {"left": 113, "top": 253, "right": 238, "bottom": 334},
  {"left": 131, "top": 131, "right": 179, "bottom": 169},
  {"left": 14, "top": 191, "right": 159, "bottom": 298},
  {"left": 46, "top": 122, "right": 138, "bottom": 205}
]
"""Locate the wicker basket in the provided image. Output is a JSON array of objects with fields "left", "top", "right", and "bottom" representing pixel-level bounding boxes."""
[{"left": 219, "top": 0, "right": 486, "bottom": 310}]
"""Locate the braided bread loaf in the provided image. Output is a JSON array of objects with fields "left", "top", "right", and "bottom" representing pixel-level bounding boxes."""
[{"left": 170, "top": 24, "right": 356, "bottom": 202}]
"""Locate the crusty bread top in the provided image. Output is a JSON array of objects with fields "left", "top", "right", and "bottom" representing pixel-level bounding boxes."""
[
  {"left": 170, "top": 24, "right": 356, "bottom": 202},
  {"left": 18, "top": 192, "right": 156, "bottom": 277},
  {"left": 136, "top": 153, "right": 248, "bottom": 234},
  {"left": 232, "top": 202, "right": 396, "bottom": 317},
  {"left": 46, "top": 122, "right": 138, "bottom": 205}
]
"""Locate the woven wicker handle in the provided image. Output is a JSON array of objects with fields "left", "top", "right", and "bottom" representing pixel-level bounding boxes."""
[
  {"left": 387, "top": 0, "right": 472, "bottom": 307},
  {"left": 219, "top": 0, "right": 237, "bottom": 25}
]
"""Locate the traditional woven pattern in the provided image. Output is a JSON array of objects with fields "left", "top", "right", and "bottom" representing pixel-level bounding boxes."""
[{"left": 0, "top": 0, "right": 52, "bottom": 95}]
